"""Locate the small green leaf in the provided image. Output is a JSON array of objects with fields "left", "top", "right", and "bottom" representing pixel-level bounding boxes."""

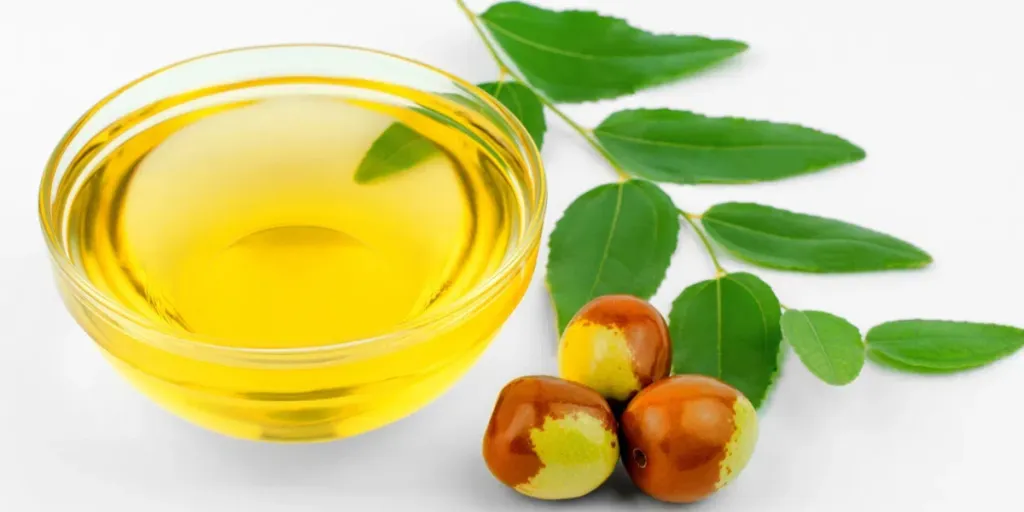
[
  {"left": 479, "top": 2, "right": 747, "bottom": 103},
  {"left": 669, "top": 272, "right": 782, "bottom": 408},
  {"left": 866, "top": 320, "right": 1024, "bottom": 372},
  {"left": 701, "top": 203, "right": 931, "bottom": 273},
  {"left": 478, "top": 81, "right": 546, "bottom": 149},
  {"left": 354, "top": 123, "right": 439, "bottom": 184},
  {"left": 781, "top": 310, "right": 864, "bottom": 385},
  {"left": 593, "top": 109, "right": 866, "bottom": 184},
  {"left": 547, "top": 180, "right": 680, "bottom": 333}
]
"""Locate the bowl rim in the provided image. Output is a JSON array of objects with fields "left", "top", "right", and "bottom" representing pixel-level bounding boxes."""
[{"left": 37, "top": 43, "right": 547, "bottom": 362}]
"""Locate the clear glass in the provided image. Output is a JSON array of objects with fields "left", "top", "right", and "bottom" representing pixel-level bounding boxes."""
[{"left": 38, "top": 45, "right": 546, "bottom": 442}]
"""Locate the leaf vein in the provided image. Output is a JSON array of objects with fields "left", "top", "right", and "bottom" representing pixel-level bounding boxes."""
[
  {"left": 595, "top": 129, "right": 849, "bottom": 152},
  {"left": 704, "top": 216, "right": 918, "bottom": 257},
  {"left": 728, "top": 275, "right": 772, "bottom": 368},
  {"left": 800, "top": 312, "right": 837, "bottom": 380},
  {"left": 483, "top": 19, "right": 739, "bottom": 62},
  {"left": 587, "top": 183, "right": 626, "bottom": 298}
]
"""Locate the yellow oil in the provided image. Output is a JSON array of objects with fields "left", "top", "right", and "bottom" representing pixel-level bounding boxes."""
[{"left": 52, "top": 79, "right": 539, "bottom": 440}]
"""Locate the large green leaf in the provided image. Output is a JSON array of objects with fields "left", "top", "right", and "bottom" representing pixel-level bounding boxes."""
[
  {"left": 701, "top": 203, "right": 931, "bottom": 273},
  {"left": 594, "top": 109, "right": 866, "bottom": 184},
  {"left": 478, "top": 2, "right": 747, "bottom": 103},
  {"left": 866, "top": 320, "right": 1024, "bottom": 372},
  {"left": 547, "top": 180, "right": 679, "bottom": 333},
  {"left": 781, "top": 310, "right": 864, "bottom": 385},
  {"left": 669, "top": 272, "right": 782, "bottom": 408},
  {"left": 478, "top": 81, "right": 546, "bottom": 149}
]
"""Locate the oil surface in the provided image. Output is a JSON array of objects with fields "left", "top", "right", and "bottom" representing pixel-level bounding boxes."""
[{"left": 63, "top": 92, "right": 516, "bottom": 347}]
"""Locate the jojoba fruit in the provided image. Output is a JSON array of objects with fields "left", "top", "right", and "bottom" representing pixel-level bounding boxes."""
[
  {"left": 619, "top": 375, "right": 759, "bottom": 503},
  {"left": 482, "top": 376, "right": 618, "bottom": 500},
  {"left": 558, "top": 295, "right": 671, "bottom": 405}
]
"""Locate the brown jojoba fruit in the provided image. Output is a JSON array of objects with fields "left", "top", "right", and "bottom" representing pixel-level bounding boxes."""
[
  {"left": 482, "top": 376, "right": 618, "bottom": 500},
  {"left": 558, "top": 294, "right": 671, "bottom": 407},
  {"left": 619, "top": 374, "right": 759, "bottom": 503}
]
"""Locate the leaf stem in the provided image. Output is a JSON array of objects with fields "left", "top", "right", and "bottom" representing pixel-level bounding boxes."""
[
  {"left": 455, "top": 0, "right": 630, "bottom": 182},
  {"left": 530, "top": 87, "right": 632, "bottom": 181},
  {"left": 679, "top": 208, "right": 725, "bottom": 276},
  {"left": 456, "top": 0, "right": 509, "bottom": 73}
]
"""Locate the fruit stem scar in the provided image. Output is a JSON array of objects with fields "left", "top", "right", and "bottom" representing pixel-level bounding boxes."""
[{"left": 633, "top": 448, "right": 648, "bottom": 468}]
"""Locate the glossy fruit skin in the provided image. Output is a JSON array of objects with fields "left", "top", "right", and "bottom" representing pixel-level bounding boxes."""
[
  {"left": 620, "top": 375, "right": 759, "bottom": 503},
  {"left": 483, "top": 376, "right": 619, "bottom": 500},
  {"left": 558, "top": 295, "right": 672, "bottom": 406}
]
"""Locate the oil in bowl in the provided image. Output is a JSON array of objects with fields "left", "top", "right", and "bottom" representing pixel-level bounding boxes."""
[
  {"left": 74, "top": 94, "right": 512, "bottom": 346},
  {"left": 40, "top": 46, "right": 545, "bottom": 441}
]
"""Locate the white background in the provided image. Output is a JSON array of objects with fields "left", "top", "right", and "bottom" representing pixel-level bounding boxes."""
[{"left": 2, "top": 0, "right": 1023, "bottom": 510}]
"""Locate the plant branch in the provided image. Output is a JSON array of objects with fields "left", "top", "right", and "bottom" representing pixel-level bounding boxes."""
[
  {"left": 679, "top": 208, "right": 725, "bottom": 275},
  {"left": 456, "top": 0, "right": 630, "bottom": 181},
  {"left": 524, "top": 88, "right": 630, "bottom": 180},
  {"left": 457, "top": 0, "right": 509, "bottom": 73}
]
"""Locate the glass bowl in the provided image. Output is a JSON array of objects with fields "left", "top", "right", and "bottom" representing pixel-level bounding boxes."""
[{"left": 38, "top": 44, "right": 546, "bottom": 442}]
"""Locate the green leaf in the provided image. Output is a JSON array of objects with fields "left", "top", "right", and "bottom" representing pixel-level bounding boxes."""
[
  {"left": 479, "top": 2, "right": 747, "bottom": 103},
  {"left": 547, "top": 180, "right": 679, "bottom": 333},
  {"left": 701, "top": 203, "right": 931, "bottom": 273},
  {"left": 669, "top": 272, "right": 782, "bottom": 408},
  {"left": 866, "top": 320, "right": 1024, "bottom": 372},
  {"left": 356, "top": 81, "right": 547, "bottom": 184},
  {"left": 478, "top": 81, "right": 546, "bottom": 149},
  {"left": 780, "top": 310, "right": 864, "bottom": 385},
  {"left": 593, "top": 109, "right": 866, "bottom": 184},
  {"left": 354, "top": 122, "right": 440, "bottom": 184}
]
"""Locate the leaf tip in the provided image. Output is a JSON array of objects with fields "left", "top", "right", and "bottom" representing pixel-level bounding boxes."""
[
  {"left": 352, "top": 164, "right": 382, "bottom": 184},
  {"left": 899, "top": 244, "right": 933, "bottom": 269},
  {"left": 849, "top": 142, "right": 868, "bottom": 161},
  {"left": 727, "top": 39, "right": 750, "bottom": 53},
  {"left": 917, "top": 241, "right": 934, "bottom": 259},
  {"left": 917, "top": 250, "right": 935, "bottom": 267},
  {"left": 352, "top": 171, "right": 374, "bottom": 185}
]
